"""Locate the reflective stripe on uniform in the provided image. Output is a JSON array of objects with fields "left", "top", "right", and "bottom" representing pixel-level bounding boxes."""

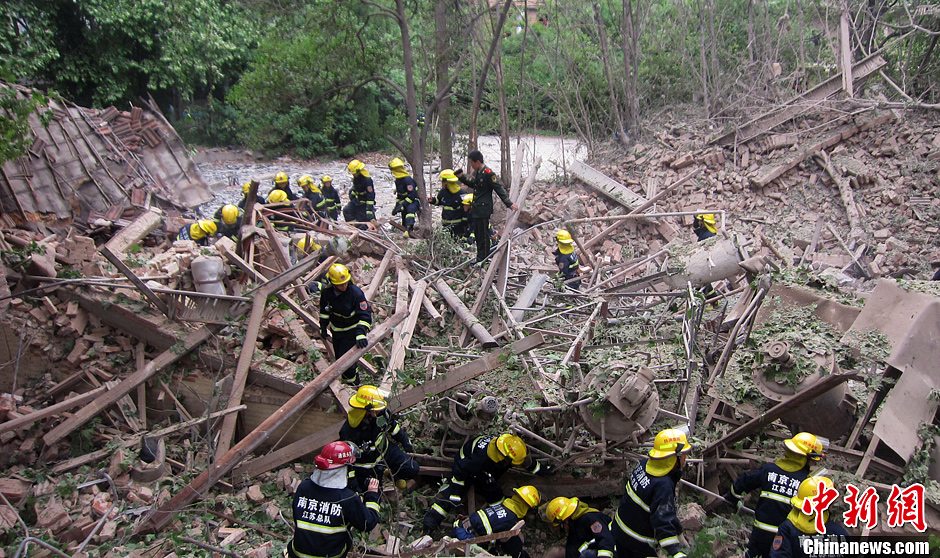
[
  {"left": 759, "top": 490, "right": 791, "bottom": 504},
  {"left": 597, "top": 551, "right": 613, "bottom": 558},
  {"left": 659, "top": 535, "right": 680, "bottom": 547},
  {"left": 291, "top": 541, "right": 346, "bottom": 558},
  {"left": 476, "top": 509, "right": 494, "bottom": 534},
  {"left": 357, "top": 320, "right": 372, "bottom": 330},
  {"left": 330, "top": 323, "right": 360, "bottom": 332},
  {"left": 451, "top": 477, "right": 465, "bottom": 486},
  {"left": 296, "top": 520, "right": 347, "bottom": 534},
  {"left": 578, "top": 540, "right": 595, "bottom": 553},
  {"left": 366, "top": 501, "right": 380, "bottom": 512},
  {"left": 431, "top": 503, "right": 447, "bottom": 516},
  {"left": 613, "top": 510, "right": 656, "bottom": 545},
  {"left": 753, "top": 519, "right": 779, "bottom": 533},
  {"left": 625, "top": 482, "right": 650, "bottom": 513}
]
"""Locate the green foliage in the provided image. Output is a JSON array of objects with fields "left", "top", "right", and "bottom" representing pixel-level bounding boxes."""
[
  {"left": 0, "top": 240, "right": 45, "bottom": 272},
  {"left": 0, "top": 86, "right": 48, "bottom": 164}
]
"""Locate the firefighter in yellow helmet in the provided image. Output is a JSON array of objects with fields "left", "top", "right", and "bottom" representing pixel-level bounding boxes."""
[
  {"left": 692, "top": 213, "right": 718, "bottom": 241},
  {"left": 238, "top": 181, "right": 265, "bottom": 209},
  {"left": 613, "top": 427, "right": 692, "bottom": 558},
  {"left": 272, "top": 171, "right": 299, "bottom": 201},
  {"left": 213, "top": 204, "right": 243, "bottom": 241},
  {"left": 422, "top": 433, "right": 555, "bottom": 535},
  {"left": 343, "top": 159, "right": 375, "bottom": 230},
  {"left": 298, "top": 175, "right": 327, "bottom": 219},
  {"left": 554, "top": 230, "right": 581, "bottom": 290},
  {"left": 320, "top": 175, "right": 342, "bottom": 220},
  {"left": 725, "top": 432, "right": 828, "bottom": 558},
  {"left": 318, "top": 263, "right": 372, "bottom": 384},
  {"left": 340, "top": 385, "right": 420, "bottom": 493},
  {"left": 389, "top": 157, "right": 420, "bottom": 237},
  {"left": 176, "top": 219, "right": 218, "bottom": 246},
  {"left": 449, "top": 485, "right": 541, "bottom": 558},
  {"left": 769, "top": 477, "right": 848, "bottom": 558},
  {"left": 544, "top": 496, "right": 615, "bottom": 558},
  {"left": 431, "top": 169, "right": 466, "bottom": 237}
]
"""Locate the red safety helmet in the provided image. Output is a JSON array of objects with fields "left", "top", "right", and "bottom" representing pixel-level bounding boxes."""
[{"left": 315, "top": 441, "right": 359, "bottom": 470}]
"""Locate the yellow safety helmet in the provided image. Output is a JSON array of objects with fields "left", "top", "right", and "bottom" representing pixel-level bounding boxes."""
[
  {"left": 298, "top": 175, "right": 315, "bottom": 190},
  {"left": 495, "top": 433, "right": 527, "bottom": 465},
  {"left": 556, "top": 230, "right": 574, "bottom": 243},
  {"left": 461, "top": 194, "right": 474, "bottom": 206},
  {"left": 546, "top": 496, "right": 579, "bottom": 523},
  {"left": 388, "top": 157, "right": 406, "bottom": 169},
  {"left": 274, "top": 172, "right": 289, "bottom": 185},
  {"left": 696, "top": 213, "right": 718, "bottom": 234},
  {"left": 242, "top": 181, "right": 252, "bottom": 195},
  {"left": 220, "top": 204, "right": 240, "bottom": 225},
  {"left": 440, "top": 169, "right": 458, "bottom": 182},
  {"left": 512, "top": 485, "right": 541, "bottom": 508},
  {"left": 649, "top": 427, "right": 692, "bottom": 459},
  {"left": 349, "top": 385, "right": 388, "bottom": 410},
  {"left": 784, "top": 432, "right": 828, "bottom": 461},
  {"left": 321, "top": 175, "right": 333, "bottom": 186},
  {"left": 791, "top": 476, "right": 834, "bottom": 510},
  {"left": 294, "top": 236, "right": 321, "bottom": 253},
  {"left": 198, "top": 219, "right": 217, "bottom": 236},
  {"left": 267, "top": 189, "right": 289, "bottom": 204},
  {"left": 327, "top": 263, "right": 351, "bottom": 285},
  {"left": 347, "top": 159, "right": 365, "bottom": 174}
]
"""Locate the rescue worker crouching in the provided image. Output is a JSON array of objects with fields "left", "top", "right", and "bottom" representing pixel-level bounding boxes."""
[
  {"left": 239, "top": 181, "right": 266, "bottom": 209},
  {"left": 343, "top": 159, "right": 375, "bottom": 230},
  {"left": 214, "top": 204, "right": 243, "bottom": 241},
  {"left": 339, "top": 385, "right": 420, "bottom": 493},
  {"left": 543, "top": 496, "right": 615, "bottom": 558},
  {"left": 389, "top": 157, "right": 420, "bottom": 237},
  {"left": 320, "top": 176, "right": 342, "bottom": 220},
  {"left": 299, "top": 175, "right": 328, "bottom": 219},
  {"left": 769, "top": 477, "right": 848, "bottom": 558},
  {"left": 725, "top": 432, "right": 828, "bottom": 558},
  {"left": 613, "top": 427, "right": 691, "bottom": 558},
  {"left": 431, "top": 169, "right": 466, "bottom": 238},
  {"left": 177, "top": 219, "right": 218, "bottom": 246},
  {"left": 692, "top": 213, "right": 718, "bottom": 241},
  {"left": 421, "top": 433, "right": 555, "bottom": 535},
  {"left": 288, "top": 441, "right": 381, "bottom": 558},
  {"left": 318, "top": 264, "right": 373, "bottom": 384},
  {"left": 554, "top": 230, "right": 581, "bottom": 290},
  {"left": 273, "top": 171, "right": 299, "bottom": 201},
  {"left": 450, "top": 485, "right": 541, "bottom": 558}
]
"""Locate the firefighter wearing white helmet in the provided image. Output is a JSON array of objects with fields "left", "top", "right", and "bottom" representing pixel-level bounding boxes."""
[
  {"left": 340, "top": 385, "right": 420, "bottom": 493},
  {"left": 769, "top": 477, "right": 848, "bottom": 558},
  {"left": 389, "top": 157, "right": 420, "bottom": 237},
  {"left": 421, "top": 433, "right": 555, "bottom": 535},
  {"left": 613, "top": 427, "right": 692, "bottom": 558},
  {"left": 318, "top": 263, "right": 373, "bottom": 384},
  {"left": 343, "top": 159, "right": 375, "bottom": 230},
  {"left": 543, "top": 496, "right": 615, "bottom": 558},
  {"left": 288, "top": 441, "right": 381, "bottom": 558},
  {"left": 725, "top": 432, "right": 828, "bottom": 558},
  {"left": 449, "top": 485, "right": 541, "bottom": 558}
]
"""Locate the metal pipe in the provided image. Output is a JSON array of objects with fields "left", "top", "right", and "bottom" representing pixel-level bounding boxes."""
[
  {"left": 13, "top": 538, "right": 70, "bottom": 558},
  {"left": 679, "top": 479, "right": 755, "bottom": 514}
]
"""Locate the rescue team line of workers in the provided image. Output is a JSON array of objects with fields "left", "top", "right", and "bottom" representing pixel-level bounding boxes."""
[{"left": 288, "top": 394, "right": 838, "bottom": 558}]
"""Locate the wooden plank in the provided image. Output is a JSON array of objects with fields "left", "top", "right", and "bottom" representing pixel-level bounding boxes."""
[
  {"left": 840, "top": 10, "right": 854, "bottom": 97},
  {"left": 815, "top": 151, "right": 863, "bottom": 241},
  {"left": 233, "top": 333, "right": 546, "bottom": 481},
  {"left": 136, "top": 343, "right": 148, "bottom": 430},
  {"left": 383, "top": 277, "right": 428, "bottom": 391},
  {"left": 569, "top": 160, "right": 646, "bottom": 209},
  {"left": 710, "top": 53, "right": 887, "bottom": 146},
  {"left": 135, "top": 311, "right": 408, "bottom": 535},
  {"left": 0, "top": 386, "right": 106, "bottom": 434},
  {"left": 100, "top": 246, "right": 170, "bottom": 316},
  {"left": 411, "top": 277, "right": 442, "bottom": 322},
  {"left": 510, "top": 274, "right": 548, "bottom": 322},
  {"left": 104, "top": 210, "right": 162, "bottom": 255},
  {"left": 364, "top": 251, "right": 394, "bottom": 300},
  {"left": 434, "top": 278, "right": 498, "bottom": 348}
]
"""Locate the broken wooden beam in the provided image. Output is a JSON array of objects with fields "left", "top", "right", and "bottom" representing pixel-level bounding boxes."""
[
  {"left": 814, "top": 151, "right": 864, "bottom": 241},
  {"left": 510, "top": 274, "right": 548, "bottom": 322},
  {"left": 569, "top": 160, "right": 647, "bottom": 209},
  {"left": 135, "top": 310, "right": 408, "bottom": 535},
  {"left": 99, "top": 246, "right": 170, "bottom": 316},
  {"left": 103, "top": 209, "right": 162, "bottom": 255},
  {"left": 232, "top": 333, "right": 546, "bottom": 481},
  {"left": 364, "top": 250, "right": 394, "bottom": 300},
  {"left": 0, "top": 386, "right": 106, "bottom": 435},
  {"left": 433, "top": 278, "right": 498, "bottom": 348},
  {"left": 383, "top": 276, "right": 428, "bottom": 390}
]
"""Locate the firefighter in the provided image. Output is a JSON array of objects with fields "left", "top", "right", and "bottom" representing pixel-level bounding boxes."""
[
  {"left": 769, "top": 477, "right": 848, "bottom": 558},
  {"left": 692, "top": 213, "right": 718, "bottom": 241},
  {"left": 320, "top": 176, "right": 342, "bottom": 220},
  {"left": 267, "top": 188, "right": 290, "bottom": 205},
  {"left": 273, "top": 171, "right": 299, "bottom": 201},
  {"left": 725, "top": 432, "right": 828, "bottom": 558},
  {"left": 266, "top": 189, "right": 293, "bottom": 231},
  {"left": 214, "top": 204, "right": 243, "bottom": 241},
  {"left": 176, "top": 219, "right": 218, "bottom": 246},
  {"left": 339, "top": 385, "right": 420, "bottom": 493},
  {"left": 421, "top": 433, "right": 554, "bottom": 535},
  {"left": 238, "top": 181, "right": 266, "bottom": 209},
  {"left": 288, "top": 441, "right": 381, "bottom": 558},
  {"left": 389, "top": 157, "right": 420, "bottom": 237},
  {"left": 554, "top": 230, "right": 581, "bottom": 290},
  {"left": 544, "top": 496, "right": 616, "bottom": 558},
  {"left": 456, "top": 151, "right": 518, "bottom": 264},
  {"left": 431, "top": 169, "right": 465, "bottom": 238},
  {"left": 343, "top": 160, "right": 375, "bottom": 230},
  {"left": 450, "top": 485, "right": 541, "bottom": 558},
  {"left": 460, "top": 194, "right": 475, "bottom": 244},
  {"left": 613, "top": 427, "right": 691, "bottom": 558},
  {"left": 319, "top": 263, "right": 372, "bottom": 384},
  {"left": 298, "top": 175, "right": 327, "bottom": 218}
]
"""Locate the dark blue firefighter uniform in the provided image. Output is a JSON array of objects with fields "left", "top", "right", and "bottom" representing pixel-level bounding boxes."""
[
  {"left": 432, "top": 188, "right": 466, "bottom": 237},
  {"left": 769, "top": 518, "right": 848, "bottom": 558},
  {"left": 454, "top": 501, "right": 528, "bottom": 558},
  {"left": 422, "top": 434, "right": 544, "bottom": 533},
  {"left": 304, "top": 190, "right": 328, "bottom": 219},
  {"left": 566, "top": 510, "right": 616, "bottom": 558},
  {"left": 339, "top": 409, "right": 420, "bottom": 492},
  {"left": 343, "top": 175, "right": 375, "bottom": 229},
  {"left": 322, "top": 185, "right": 342, "bottom": 220},
  {"left": 288, "top": 476, "right": 380, "bottom": 558},
  {"left": 394, "top": 176, "right": 421, "bottom": 233},
  {"left": 728, "top": 461, "right": 810, "bottom": 558},
  {"left": 613, "top": 459, "right": 687, "bottom": 558},
  {"left": 319, "top": 284, "right": 372, "bottom": 383},
  {"left": 555, "top": 250, "right": 581, "bottom": 290}
]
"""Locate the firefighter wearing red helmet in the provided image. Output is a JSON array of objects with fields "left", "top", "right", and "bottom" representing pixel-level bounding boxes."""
[{"left": 288, "top": 441, "right": 381, "bottom": 558}]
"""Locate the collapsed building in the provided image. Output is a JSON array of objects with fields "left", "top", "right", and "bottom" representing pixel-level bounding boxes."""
[{"left": 0, "top": 64, "right": 938, "bottom": 557}]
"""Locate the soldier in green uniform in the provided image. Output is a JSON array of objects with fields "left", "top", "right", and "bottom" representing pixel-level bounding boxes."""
[{"left": 456, "top": 150, "right": 518, "bottom": 264}]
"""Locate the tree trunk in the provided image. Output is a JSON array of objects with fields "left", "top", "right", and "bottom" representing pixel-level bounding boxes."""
[
  {"left": 621, "top": 0, "right": 642, "bottom": 131},
  {"left": 467, "top": 0, "right": 514, "bottom": 158},
  {"left": 495, "top": 52, "right": 511, "bottom": 183},
  {"left": 594, "top": 2, "right": 626, "bottom": 140},
  {"left": 435, "top": 0, "right": 453, "bottom": 169}
]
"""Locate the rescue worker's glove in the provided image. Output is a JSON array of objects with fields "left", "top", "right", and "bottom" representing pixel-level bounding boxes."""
[
  {"left": 721, "top": 492, "right": 741, "bottom": 512},
  {"left": 453, "top": 518, "right": 473, "bottom": 541},
  {"left": 393, "top": 201, "right": 402, "bottom": 215},
  {"left": 356, "top": 337, "right": 369, "bottom": 348}
]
